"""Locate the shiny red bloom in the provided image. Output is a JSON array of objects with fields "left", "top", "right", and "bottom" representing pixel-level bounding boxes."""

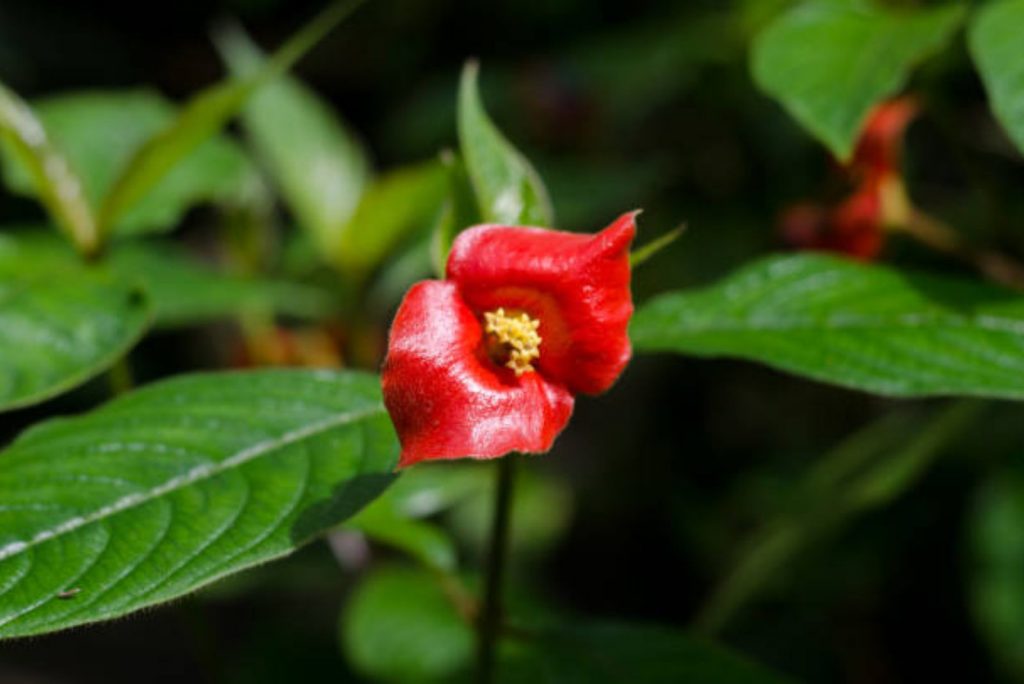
[{"left": 382, "top": 212, "right": 636, "bottom": 468}]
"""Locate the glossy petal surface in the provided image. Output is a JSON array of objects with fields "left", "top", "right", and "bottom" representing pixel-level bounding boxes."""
[
  {"left": 382, "top": 281, "right": 574, "bottom": 467},
  {"left": 446, "top": 212, "right": 636, "bottom": 395}
]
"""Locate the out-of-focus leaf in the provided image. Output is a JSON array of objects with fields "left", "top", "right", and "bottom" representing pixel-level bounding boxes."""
[
  {"left": 0, "top": 233, "right": 149, "bottom": 411},
  {"left": 633, "top": 254, "right": 1024, "bottom": 399},
  {"left": 337, "top": 161, "right": 447, "bottom": 276},
  {"left": 449, "top": 466, "right": 572, "bottom": 560},
  {"left": 697, "top": 401, "right": 980, "bottom": 633},
  {"left": 99, "top": 0, "right": 366, "bottom": 233},
  {"left": 4, "top": 229, "right": 332, "bottom": 328},
  {"left": 0, "top": 369, "right": 397, "bottom": 638},
  {"left": 457, "top": 61, "right": 553, "bottom": 227},
  {"left": 431, "top": 152, "right": 479, "bottom": 275},
  {"left": 969, "top": 0, "right": 1024, "bottom": 156},
  {"left": 217, "top": 25, "right": 371, "bottom": 262},
  {"left": 342, "top": 566, "right": 789, "bottom": 684},
  {"left": 0, "top": 90, "right": 254, "bottom": 236},
  {"left": 497, "top": 620, "right": 794, "bottom": 683},
  {"left": 751, "top": 0, "right": 964, "bottom": 159},
  {"left": 969, "top": 466, "right": 1024, "bottom": 680},
  {"left": 341, "top": 566, "right": 474, "bottom": 683},
  {"left": 345, "top": 463, "right": 489, "bottom": 571},
  {"left": 0, "top": 82, "right": 97, "bottom": 254}
]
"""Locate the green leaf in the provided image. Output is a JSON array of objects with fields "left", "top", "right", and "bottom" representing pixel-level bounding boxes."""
[
  {"left": 431, "top": 152, "right": 480, "bottom": 275},
  {"left": 0, "top": 234, "right": 149, "bottom": 411},
  {"left": 0, "top": 82, "right": 98, "bottom": 254},
  {"left": 3, "top": 229, "right": 332, "bottom": 328},
  {"left": 969, "top": 465, "right": 1024, "bottom": 680},
  {"left": 0, "top": 90, "right": 254, "bottom": 236},
  {"left": 107, "top": 241, "right": 334, "bottom": 327},
  {"left": 498, "top": 621, "right": 793, "bottom": 683},
  {"left": 217, "top": 24, "right": 371, "bottom": 263},
  {"left": 341, "top": 566, "right": 790, "bottom": 684},
  {"left": 969, "top": 0, "right": 1024, "bottom": 156},
  {"left": 0, "top": 369, "right": 397, "bottom": 638},
  {"left": 337, "top": 161, "right": 447, "bottom": 275},
  {"left": 697, "top": 401, "right": 980, "bottom": 633},
  {"left": 342, "top": 566, "right": 474, "bottom": 683},
  {"left": 633, "top": 253, "right": 1024, "bottom": 399},
  {"left": 98, "top": 0, "right": 366, "bottom": 234},
  {"left": 457, "top": 61, "right": 553, "bottom": 227},
  {"left": 751, "top": 0, "right": 964, "bottom": 159}
]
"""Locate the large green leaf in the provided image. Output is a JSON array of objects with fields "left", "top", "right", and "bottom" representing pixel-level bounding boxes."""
[
  {"left": 0, "top": 234, "right": 149, "bottom": 411},
  {"left": 98, "top": 0, "right": 366, "bottom": 234},
  {"left": 0, "top": 369, "right": 397, "bottom": 638},
  {"left": 0, "top": 82, "right": 98, "bottom": 254},
  {"left": 341, "top": 567, "right": 790, "bottom": 683},
  {"left": 751, "top": 0, "right": 964, "bottom": 159},
  {"left": 969, "top": 0, "right": 1024, "bottom": 156},
  {"left": 457, "top": 62, "right": 553, "bottom": 227},
  {"left": 0, "top": 90, "right": 253, "bottom": 236},
  {"left": 632, "top": 253, "right": 1024, "bottom": 399},
  {"left": 218, "top": 25, "right": 371, "bottom": 265}
]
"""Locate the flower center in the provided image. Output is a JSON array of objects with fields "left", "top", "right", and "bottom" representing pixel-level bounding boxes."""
[{"left": 483, "top": 307, "right": 541, "bottom": 376}]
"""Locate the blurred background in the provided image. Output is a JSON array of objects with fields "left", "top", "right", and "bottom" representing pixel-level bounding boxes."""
[{"left": 3, "top": 0, "right": 1024, "bottom": 682}]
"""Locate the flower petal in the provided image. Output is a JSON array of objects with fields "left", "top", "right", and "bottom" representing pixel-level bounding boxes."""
[
  {"left": 446, "top": 212, "right": 636, "bottom": 395},
  {"left": 382, "top": 280, "right": 574, "bottom": 468}
]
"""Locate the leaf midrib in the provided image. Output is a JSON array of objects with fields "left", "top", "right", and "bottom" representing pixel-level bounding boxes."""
[{"left": 0, "top": 404, "right": 386, "bottom": 563}]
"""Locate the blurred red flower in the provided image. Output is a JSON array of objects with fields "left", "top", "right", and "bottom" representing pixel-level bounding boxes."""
[
  {"left": 382, "top": 212, "right": 636, "bottom": 468},
  {"left": 780, "top": 97, "right": 918, "bottom": 261}
]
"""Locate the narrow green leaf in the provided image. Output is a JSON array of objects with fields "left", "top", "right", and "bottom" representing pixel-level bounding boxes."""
[
  {"left": 630, "top": 223, "right": 685, "bottom": 268},
  {"left": 969, "top": 0, "right": 1024, "bottom": 156},
  {"left": 0, "top": 233, "right": 149, "bottom": 411},
  {"left": 751, "top": 0, "right": 964, "bottom": 159},
  {"left": 457, "top": 61, "right": 553, "bottom": 227},
  {"left": 0, "top": 83, "right": 98, "bottom": 254},
  {"left": 0, "top": 369, "right": 397, "bottom": 638},
  {"left": 337, "top": 161, "right": 447, "bottom": 275},
  {"left": 431, "top": 151, "right": 480, "bottom": 275},
  {"left": 99, "top": 0, "right": 366, "bottom": 234},
  {"left": 0, "top": 90, "right": 255, "bottom": 236},
  {"left": 217, "top": 24, "right": 371, "bottom": 262},
  {"left": 633, "top": 254, "right": 1024, "bottom": 399}
]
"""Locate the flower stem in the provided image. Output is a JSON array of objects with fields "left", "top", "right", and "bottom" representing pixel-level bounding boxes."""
[{"left": 476, "top": 455, "right": 515, "bottom": 684}]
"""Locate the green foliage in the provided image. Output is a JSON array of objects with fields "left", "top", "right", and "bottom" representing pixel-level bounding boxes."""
[
  {"left": 0, "top": 233, "right": 149, "bottom": 411},
  {"left": 457, "top": 61, "right": 553, "bottom": 227},
  {"left": 633, "top": 254, "right": 1024, "bottom": 399},
  {"left": 0, "top": 90, "right": 254, "bottom": 236},
  {"left": 337, "top": 161, "right": 448, "bottom": 276},
  {"left": 698, "top": 401, "right": 980, "bottom": 632},
  {"left": 342, "top": 566, "right": 475, "bottom": 683},
  {"left": 0, "top": 82, "right": 98, "bottom": 254},
  {"left": 218, "top": 24, "right": 371, "bottom": 264},
  {"left": 969, "top": 0, "right": 1024, "bottom": 156},
  {"left": 969, "top": 465, "right": 1024, "bottom": 680},
  {"left": 751, "top": 0, "right": 964, "bottom": 159},
  {"left": 0, "top": 369, "right": 397, "bottom": 638},
  {"left": 431, "top": 152, "right": 478, "bottom": 274}
]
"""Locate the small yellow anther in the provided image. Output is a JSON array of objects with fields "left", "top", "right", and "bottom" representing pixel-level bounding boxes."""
[{"left": 483, "top": 307, "right": 542, "bottom": 376}]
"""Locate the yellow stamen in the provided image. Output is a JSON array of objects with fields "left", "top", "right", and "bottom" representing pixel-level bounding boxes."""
[{"left": 483, "top": 307, "right": 541, "bottom": 376}]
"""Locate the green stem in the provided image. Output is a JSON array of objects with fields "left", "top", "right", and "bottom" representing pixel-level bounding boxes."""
[{"left": 476, "top": 455, "right": 515, "bottom": 684}]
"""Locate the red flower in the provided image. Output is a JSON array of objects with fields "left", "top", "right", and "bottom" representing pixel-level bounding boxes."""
[{"left": 382, "top": 212, "right": 637, "bottom": 468}]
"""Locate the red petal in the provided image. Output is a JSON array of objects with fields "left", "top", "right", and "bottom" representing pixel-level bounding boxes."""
[
  {"left": 446, "top": 212, "right": 636, "bottom": 395},
  {"left": 850, "top": 97, "right": 918, "bottom": 180},
  {"left": 381, "top": 280, "right": 574, "bottom": 468}
]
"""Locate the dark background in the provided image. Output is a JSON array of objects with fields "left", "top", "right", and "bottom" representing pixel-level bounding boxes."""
[{"left": 2, "top": 0, "right": 1023, "bottom": 681}]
